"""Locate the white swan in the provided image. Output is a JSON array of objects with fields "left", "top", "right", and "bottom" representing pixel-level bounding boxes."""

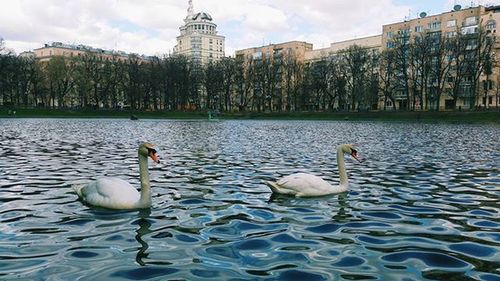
[
  {"left": 266, "top": 144, "right": 361, "bottom": 197},
  {"left": 73, "top": 143, "right": 160, "bottom": 209}
]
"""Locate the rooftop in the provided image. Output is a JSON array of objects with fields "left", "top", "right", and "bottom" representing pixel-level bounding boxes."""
[{"left": 34, "top": 42, "right": 153, "bottom": 60}]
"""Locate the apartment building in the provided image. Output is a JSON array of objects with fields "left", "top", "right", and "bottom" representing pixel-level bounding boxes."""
[
  {"left": 304, "top": 35, "right": 382, "bottom": 62},
  {"left": 32, "top": 42, "right": 151, "bottom": 63},
  {"left": 381, "top": 4, "right": 500, "bottom": 110},
  {"left": 235, "top": 41, "right": 313, "bottom": 63},
  {"left": 173, "top": 0, "right": 225, "bottom": 65},
  {"left": 481, "top": 5, "right": 500, "bottom": 110}
]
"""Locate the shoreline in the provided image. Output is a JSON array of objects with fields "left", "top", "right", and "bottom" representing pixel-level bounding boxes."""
[{"left": 1, "top": 109, "right": 499, "bottom": 123}]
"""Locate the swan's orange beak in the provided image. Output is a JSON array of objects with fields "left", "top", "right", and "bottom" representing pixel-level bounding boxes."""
[
  {"left": 149, "top": 152, "right": 160, "bottom": 164},
  {"left": 351, "top": 150, "right": 361, "bottom": 162}
]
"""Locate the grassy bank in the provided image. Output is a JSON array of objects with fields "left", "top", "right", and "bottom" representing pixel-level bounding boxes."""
[
  {"left": 0, "top": 108, "right": 207, "bottom": 119},
  {"left": 1, "top": 108, "right": 499, "bottom": 123},
  {"left": 222, "top": 111, "right": 500, "bottom": 123}
]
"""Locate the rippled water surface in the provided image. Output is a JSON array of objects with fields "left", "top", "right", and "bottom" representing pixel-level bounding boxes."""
[{"left": 0, "top": 119, "right": 499, "bottom": 280}]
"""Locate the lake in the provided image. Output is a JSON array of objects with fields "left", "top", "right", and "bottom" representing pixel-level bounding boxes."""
[{"left": 0, "top": 119, "right": 499, "bottom": 280}]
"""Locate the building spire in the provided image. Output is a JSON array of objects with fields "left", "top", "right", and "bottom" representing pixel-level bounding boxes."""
[{"left": 187, "top": 0, "right": 194, "bottom": 17}]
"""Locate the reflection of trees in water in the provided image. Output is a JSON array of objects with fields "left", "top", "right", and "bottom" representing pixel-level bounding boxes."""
[{"left": 135, "top": 209, "right": 152, "bottom": 266}]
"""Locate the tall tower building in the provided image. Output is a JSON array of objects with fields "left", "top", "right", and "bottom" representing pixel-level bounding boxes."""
[{"left": 173, "top": 0, "right": 225, "bottom": 64}]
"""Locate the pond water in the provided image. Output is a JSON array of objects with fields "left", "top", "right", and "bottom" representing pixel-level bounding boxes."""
[{"left": 0, "top": 119, "right": 499, "bottom": 280}]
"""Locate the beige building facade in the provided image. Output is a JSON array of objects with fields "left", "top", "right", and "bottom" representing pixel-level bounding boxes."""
[
  {"left": 235, "top": 41, "right": 313, "bottom": 62},
  {"left": 235, "top": 35, "right": 380, "bottom": 64},
  {"left": 304, "top": 35, "right": 382, "bottom": 62},
  {"left": 173, "top": 0, "right": 225, "bottom": 65},
  {"left": 381, "top": 5, "right": 500, "bottom": 110},
  {"left": 32, "top": 42, "right": 150, "bottom": 63}
]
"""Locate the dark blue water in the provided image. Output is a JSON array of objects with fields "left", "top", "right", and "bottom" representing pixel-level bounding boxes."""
[{"left": 0, "top": 119, "right": 499, "bottom": 280}]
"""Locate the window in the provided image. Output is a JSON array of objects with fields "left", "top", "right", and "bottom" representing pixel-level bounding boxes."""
[
  {"left": 386, "top": 31, "right": 394, "bottom": 39},
  {"left": 399, "top": 28, "right": 410, "bottom": 35},
  {"left": 465, "top": 16, "right": 477, "bottom": 26},
  {"left": 447, "top": 20, "right": 456, "bottom": 27},
  {"left": 253, "top": 51, "right": 262, "bottom": 59},
  {"left": 415, "top": 25, "right": 423, "bottom": 32},
  {"left": 446, "top": 31, "right": 457, "bottom": 38},
  {"left": 428, "top": 21, "right": 441, "bottom": 30},
  {"left": 462, "top": 26, "right": 478, "bottom": 35},
  {"left": 486, "top": 20, "right": 496, "bottom": 30}
]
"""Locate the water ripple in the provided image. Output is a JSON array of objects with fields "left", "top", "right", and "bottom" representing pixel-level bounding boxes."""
[{"left": 0, "top": 119, "right": 499, "bottom": 280}]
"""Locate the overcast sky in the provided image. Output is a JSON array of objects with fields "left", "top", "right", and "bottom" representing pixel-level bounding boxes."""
[{"left": 1, "top": 0, "right": 499, "bottom": 57}]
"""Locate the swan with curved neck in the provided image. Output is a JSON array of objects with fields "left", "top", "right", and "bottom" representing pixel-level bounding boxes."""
[
  {"left": 73, "top": 143, "right": 160, "bottom": 209},
  {"left": 266, "top": 144, "right": 360, "bottom": 197}
]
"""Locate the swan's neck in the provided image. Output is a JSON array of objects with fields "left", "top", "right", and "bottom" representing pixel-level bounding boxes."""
[
  {"left": 337, "top": 148, "right": 348, "bottom": 188},
  {"left": 138, "top": 153, "right": 151, "bottom": 207}
]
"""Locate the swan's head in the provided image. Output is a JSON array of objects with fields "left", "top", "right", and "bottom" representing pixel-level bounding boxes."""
[
  {"left": 139, "top": 142, "right": 160, "bottom": 164},
  {"left": 340, "top": 144, "right": 361, "bottom": 162}
]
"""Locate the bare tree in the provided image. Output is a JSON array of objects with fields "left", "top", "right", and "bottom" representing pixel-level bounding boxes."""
[
  {"left": 409, "top": 32, "right": 435, "bottom": 110},
  {"left": 341, "top": 45, "right": 372, "bottom": 111},
  {"left": 204, "top": 60, "right": 222, "bottom": 110},
  {"left": 45, "top": 56, "right": 75, "bottom": 108},
  {"left": 233, "top": 56, "right": 254, "bottom": 112},
  {"left": 427, "top": 34, "right": 453, "bottom": 110},
  {"left": 282, "top": 52, "right": 304, "bottom": 111},
  {"left": 379, "top": 49, "right": 398, "bottom": 110},
  {"left": 466, "top": 26, "right": 494, "bottom": 108},
  {"left": 391, "top": 34, "right": 411, "bottom": 110},
  {"left": 447, "top": 31, "right": 471, "bottom": 109}
]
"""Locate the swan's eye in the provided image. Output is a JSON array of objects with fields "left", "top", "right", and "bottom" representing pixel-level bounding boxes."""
[{"left": 147, "top": 148, "right": 157, "bottom": 155}]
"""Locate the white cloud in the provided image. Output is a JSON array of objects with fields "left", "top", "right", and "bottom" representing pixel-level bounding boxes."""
[
  {"left": 209, "top": 0, "right": 410, "bottom": 54},
  {"left": 0, "top": 0, "right": 184, "bottom": 55},
  {"left": 0, "top": 0, "right": 461, "bottom": 57}
]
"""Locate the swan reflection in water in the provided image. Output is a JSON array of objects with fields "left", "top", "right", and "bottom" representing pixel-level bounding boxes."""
[{"left": 135, "top": 209, "right": 152, "bottom": 266}]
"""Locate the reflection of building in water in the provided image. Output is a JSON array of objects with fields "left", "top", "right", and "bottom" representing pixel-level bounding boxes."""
[{"left": 173, "top": 0, "right": 225, "bottom": 65}]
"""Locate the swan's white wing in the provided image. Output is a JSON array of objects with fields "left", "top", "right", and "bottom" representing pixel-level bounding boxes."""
[
  {"left": 273, "top": 173, "right": 335, "bottom": 197},
  {"left": 79, "top": 177, "right": 140, "bottom": 209}
]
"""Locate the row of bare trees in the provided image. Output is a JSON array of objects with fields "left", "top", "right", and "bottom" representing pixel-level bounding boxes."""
[
  {"left": 0, "top": 29, "right": 497, "bottom": 112},
  {"left": 380, "top": 27, "right": 496, "bottom": 110}
]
